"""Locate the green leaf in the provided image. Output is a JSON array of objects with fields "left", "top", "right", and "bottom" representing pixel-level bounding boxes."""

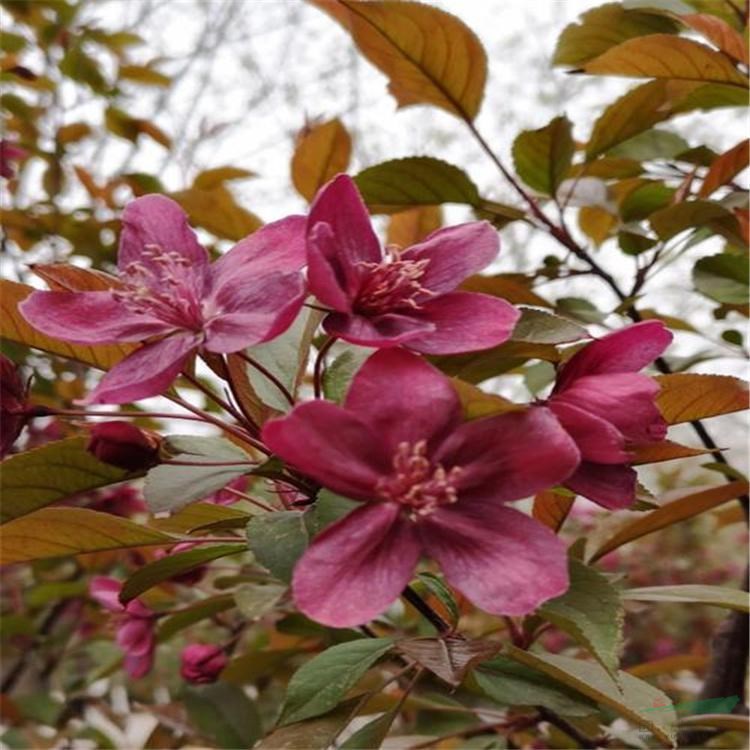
[
  {"left": 183, "top": 683, "right": 262, "bottom": 749},
  {"left": 512, "top": 116, "right": 575, "bottom": 195},
  {"left": 157, "top": 595, "right": 235, "bottom": 641},
  {"left": 693, "top": 253, "right": 749, "bottom": 304},
  {"left": 472, "top": 657, "right": 597, "bottom": 717},
  {"left": 144, "top": 436, "right": 251, "bottom": 513},
  {"left": 234, "top": 582, "right": 287, "bottom": 618},
  {"left": 505, "top": 647, "right": 676, "bottom": 746},
  {"left": 555, "top": 297, "right": 606, "bottom": 324},
  {"left": 0, "top": 508, "right": 174, "bottom": 564},
  {"left": 0, "top": 437, "right": 131, "bottom": 524},
  {"left": 539, "top": 559, "right": 623, "bottom": 677},
  {"left": 608, "top": 127, "right": 690, "bottom": 161},
  {"left": 119, "top": 64, "right": 170, "bottom": 87},
  {"left": 511, "top": 307, "right": 588, "bottom": 345},
  {"left": 323, "top": 345, "right": 374, "bottom": 403},
  {"left": 622, "top": 584, "right": 749, "bottom": 612},
  {"left": 306, "top": 490, "right": 358, "bottom": 536},
  {"left": 340, "top": 710, "right": 397, "bottom": 749},
  {"left": 354, "top": 157, "right": 480, "bottom": 213},
  {"left": 281, "top": 638, "right": 394, "bottom": 725},
  {"left": 553, "top": 3, "right": 679, "bottom": 66},
  {"left": 619, "top": 181, "right": 675, "bottom": 222},
  {"left": 650, "top": 201, "right": 733, "bottom": 240},
  {"left": 258, "top": 700, "right": 358, "bottom": 749},
  {"left": 243, "top": 307, "right": 322, "bottom": 412},
  {"left": 416, "top": 572, "right": 460, "bottom": 626},
  {"left": 246, "top": 511, "right": 309, "bottom": 583},
  {"left": 120, "top": 544, "right": 245, "bottom": 603}
]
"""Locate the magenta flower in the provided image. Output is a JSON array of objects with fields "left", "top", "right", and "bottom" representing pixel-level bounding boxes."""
[
  {"left": 180, "top": 643, "right": 228, "bottom": 684},
  {"left": 89, "top": 576, "right": 156, "bottom": 679},
  {"left": 0, "top": 139, "right": 27, "bottom": 179},
  {"left": 541, "top": 320, "right": 672, "bottom": 509},
  {"left": 306, "top": 175, "right": 520, "bottom": 353},
  {"left": 21, "top": 195, "right": 307, "bottom": 404},
  {"left": 262, "top": 349, "right": 580, "bottom": 627},
  {"left": 87, "top": 420, "right": 160, "bottom": 471},
  {"left": 1, "top": 354, "right": 30, "bottom": 457}
]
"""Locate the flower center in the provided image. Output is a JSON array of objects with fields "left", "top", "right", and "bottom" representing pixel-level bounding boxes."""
[
  {"left": 354, "top": 246, "right": 434, "bottom": 314},
  {"left": 376, "top": 440, "right": 462, "bottom": 519},
  {"left": 111, "top": 245, "right": 204, "bottom": 330}
]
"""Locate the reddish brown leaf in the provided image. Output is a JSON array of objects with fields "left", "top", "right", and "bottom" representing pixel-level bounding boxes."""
[
  {"left": 655, "top": 373, "right": 748, "bottom": 424},
  {"left": 291, "top": 118, "right": 352, "bottom": 202},
  {"left": 533, "top": 490, "right": 574, "bottom": 533},
  {"left": 698, "top": 138, "right": 749, "bottom": 197}
]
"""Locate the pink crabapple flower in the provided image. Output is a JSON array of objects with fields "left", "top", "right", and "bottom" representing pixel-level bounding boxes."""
[
  {"left": 0, "top": 139, "right": 27, "bottom": 179},
  {"left": 180, "top": 643, "right": 228, "bottom": 684},
  {"left": 87, "top": 420, "right": 160, "bottom": 471},
  {"left": 20, "top": 195, "right": 307, "bottom": 405},
  {"left": 89, "top": 576, "right": 156, "bottom": 679},
  {"left": 540, "top": 320, "right": 672, "bottom": 509},
  {"left": 87, "top": 485, "right": 147, "bottom": 517},
  {"left": 262, "top": 349, "right": 581, "bottom": 628},
  {"left": 306, "top": 174, "right": 520, "bottom": 353},
  {"left": 1, "top": 354, "right": 31, "bottom": 457}
]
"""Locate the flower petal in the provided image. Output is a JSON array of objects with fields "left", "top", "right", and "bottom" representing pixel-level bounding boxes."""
[
  {"left": 210, "top": 215, "right": 307, "bottom": 287},
  {"left": 118, "top": 194, "right": 207, "bottom": 273},
  {"left": 292, "top": 502, "right": 421, "bottom": 626},
  {"left": 402, "top": 221, "right": 499, "bottom": 294},
  {"left": 558, "top": 373, "right": 667, "bottom": 443},
  {"left": 404, "top": 292, "right": 520, "bottom": 355},
  {"left": 262, "top": 400, "right": 390, "bottom": 501},
  {"left": 323, "top": 311, "right": 434, "bottom": 347},
  {"left": 420, "top": 504, "right": 569, "bottom": 616},
  {"left": 204, "top": 272, "right": 306, "bottom": 352},
  {"left": 308, "top": 174, "right": 381, "bottom": 268},
  {"left": 20, "top": 291, "right": 172, "bottom": 343},
  {"left": 307, "top": 222, "right": 354, "bottom": 311},
  {"left": 89, "top": 576, "right": 124, "bottom": 613},
  {"left": 565, "top": 461, "right": 637, "bottom": 509},
  {"left": 83, "top": 333, "right": 199, "bottom": 405},
  {"left": 435, "top": 407, "right": 580, "bottom": 501},
  {"left": 345, "top": 349, "right": 462, "bottom": 453},
  {"left": 117, "top": 619, "right": 154, "bottom": 657},
  {"left": 548, "top": 400, "right": 629, "bottom": 464},
  {"left": 555, "top": 320, "right": 672, "bottom": 391},
  {"left": 124, "top": 651, "right": 154, "bottom": 679}
]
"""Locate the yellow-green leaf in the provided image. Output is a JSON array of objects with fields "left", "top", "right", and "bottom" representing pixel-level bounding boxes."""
[
  {"left": 622, "top": 584, "right": 749, "bottom": 613},
  {"left": 193, "top": 167, "right": 255, "bottom": 190},
  {"left": 119, "top": 63, "right": 170, "bottom": 87},
  {"left": 655, "top": 373, "right": 748, "bottom": 423},
  {"left": 553, "top": 3, "right": 679, "bottom": 67},
  {"left": 310, "top": 0, "right": 487, "bottom": 120},
  {"left": 354, "top": 157, "right": 480, "bottom": 213},
  {"left": 291, "top": 118, "right": 352, "bottom": 202},
  {"left": 582, "top": 35, "right": 749, "bottom": 88},
  {"left": 0, "top": 508, "right": 176, "bottom": 564},
  {"left": 0, "top": 437, "right": 132, "bottom": 524},
  {"left": 0, "top": 280, "right": 132, "bottom": 371},
  {"left": 172, "top": 185, "right": 262, "bottom": 241},
  {"left": 57, "top": 122, "right": 92, "bottom": 144},
  {"left": 512, "top": 116, "right": 574, "bottom": 195},
  {"left": 587, "top": 480, "right": 749, "bottom": 562},
  {"left": 505, "top": 647, "right": 676, "bottom": 747},
  {"left": 451, "top": 378, "right": 523, "bottom": 421}
]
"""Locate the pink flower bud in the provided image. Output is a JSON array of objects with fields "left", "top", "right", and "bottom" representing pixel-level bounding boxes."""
[
  {"left": 87, "top": 421, "right": 160, "bottom": 471},
  {"left": 180, "top": 644, "right": 228, "bottom": 684}
]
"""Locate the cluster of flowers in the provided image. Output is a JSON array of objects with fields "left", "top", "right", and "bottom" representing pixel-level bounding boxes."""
[{"left": 16, "top": 174, "right": 672, "bottom": 651}]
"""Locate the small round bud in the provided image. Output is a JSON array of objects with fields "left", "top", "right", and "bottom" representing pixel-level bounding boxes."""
[
  {"left": 180, "top": 644, "right": 228, "bottom": 684},
  {"left": 87, "top": 421, "right": 160, "bottom": 471}
]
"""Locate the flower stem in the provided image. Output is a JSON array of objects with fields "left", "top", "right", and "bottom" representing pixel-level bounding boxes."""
[
  {"left": 49, "top": 408, "right": 209, "bottom": 423},
  {"left": 313, "top": 336, "right": 337, "bottom": 399},
  {"left": 236, "top": 351, "right": 295, "bottom": 407}
]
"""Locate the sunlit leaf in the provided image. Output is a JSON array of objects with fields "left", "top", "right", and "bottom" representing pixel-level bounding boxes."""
[
  {"left": 1, "top": 280, "right": 132, "bottom": 370},
  {"left": 699, "top": 138, "right": 749, "bottom": 197},
  {"left": 56, "top": 122, "right": 91, "bottom": 144},
  {"left": 680, "top": 12, "right": 749, "bottom": 63},
  {"left": 310, "top": 0, "right": 487, "bottom": 120},
  {"left": 0, "top": 508, "right": 176, "bottom": 564},
  {"left": 553, "top": 3, "right": 679, "bottom": 66},
  {"left": 655, "top": 373, "right": 748, "bottom": 423},
  {"left": 386, "top": 205, "right": 442, "bottom": 247},
  {"left": 354, "top": 157, "right": 480, "bottom": 213},
  {"left": 291, "top": 118, "right": 352, "bottom": 202},
  {"left": 622, "top": 584, "right": 749, "bottom": 612},
  {"left": 280, "top": 638, "right": 394, "bottom": 724},
  {"left": 578, "top": 205, "right": 618, "bottom": 245},
  {"left": 193, "top": 167, "right": 255, "bottom": 190},
  {"left": 630, "top": 439, "right": 711, "bottom": 464},
  {"left": 505, "top": 647, "right": 676, "bottom": 747},
  {"left": 539, "top": 559, "right": 623, "bottom": 677},
  {"left": 582, "top": 35, "right": 749, "bottom": 87},
  {"left": 120, "top": 544, "right": 246, "bottom": 603},
  {"left": 512, "top": 115, "right": 574, "bottom": 195},
  {"left": 0, "top": 437, "right": 132, "bottom": 524},
  {"left": 533, "top": 489, "right": 574, "bottom": 533},
  {"left": 171, "top": 185, "right": 262, "bottom": 241},
  {"left": 587, "top": 480, "right": 749, "bottom": 562},
  {"left": 119, "top": 63, "right": 170, "bottom": 87}
]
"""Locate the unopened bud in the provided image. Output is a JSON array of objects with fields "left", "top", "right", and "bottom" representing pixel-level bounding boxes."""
[
  {"left": 87, "top": 421, "right": 160, "bottom": 471},
  {"left": 180, "top": 644, "right": 228, "bottom": 684}
]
